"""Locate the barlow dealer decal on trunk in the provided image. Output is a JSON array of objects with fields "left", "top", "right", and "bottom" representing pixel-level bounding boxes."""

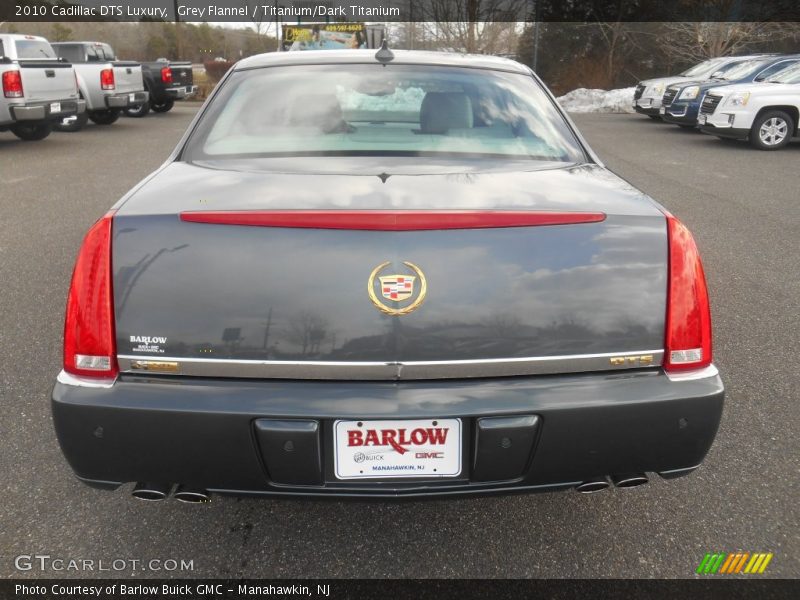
[
  {"left": 129, "top": 335, "right": 167, "bottom": 353},
  {"left": 334, "top": 419, "right": 462, "bottom": 479}
]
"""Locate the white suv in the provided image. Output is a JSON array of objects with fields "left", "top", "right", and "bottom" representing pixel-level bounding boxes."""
[
  {"left": 633, "top": 56, "right": 766, "bottom": 118},
  {"left": 698, "top": 62, "right": 800, "bottom": 150}
]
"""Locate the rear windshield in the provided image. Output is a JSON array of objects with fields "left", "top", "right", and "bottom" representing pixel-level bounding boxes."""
[
  {"left": 15, "top": 40, "right": 56, "bottom": 60},
  {"left": 183, "top": 64, "right": 585, "bottom": 162},
  {"left": 53, "top": 44, "right": 84, "bottom": 63},
  {"left": 96, "top": 43, "right": 116, "bottom": 60}
]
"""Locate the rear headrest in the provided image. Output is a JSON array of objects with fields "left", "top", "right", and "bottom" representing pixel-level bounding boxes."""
[
  {"left": 420, "top": 92, "right": 473, "bottom": 133},
  {"left": 290, "top": 93, "right": 344, "bottom": 132}
]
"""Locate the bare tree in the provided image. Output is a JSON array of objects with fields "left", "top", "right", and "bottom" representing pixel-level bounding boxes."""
[
  {"left": 658, "top": 21, "right": 796, "bottom": 62},
  {"left": 421, "top": 0, "right": 525, "bottom": 54},
  {"left": 286, "top": 311, "right": 329, "bottom": 356}
]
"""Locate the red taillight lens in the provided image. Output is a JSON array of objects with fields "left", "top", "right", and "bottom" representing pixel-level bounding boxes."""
[
  {"left": 100, "top": 68, "right": 115, "bottom": 90},
  {"left": 3, "top": 70, "right": 23, "bottom": 98},
  {"left": 161, "top": 66, "right": 173, "bottom": 84},
  {"left": 664, "top": 214, "right": 712, "bottom": 372},
  {"left": 63, "top": 211, "right": 118, "bottom": 379}
]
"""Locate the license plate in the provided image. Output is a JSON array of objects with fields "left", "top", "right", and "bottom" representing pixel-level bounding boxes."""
[
  {"left": 50, "top": 102, "right": 61, "bottom": 114},
  {"left": 129, "top": 93, "right": 136, "bottom": 103},
  {"left": 698, "top": 114, "right": 707, "bottom": 125},
  {"left": 659, "top": 107, "right": 666, "bottom": 115},
  {"left": 638, "top": 98, "right": 651, "bottom": 107},
  {"left": 334, "top": 418, "right": 462, "bottom": 479}
]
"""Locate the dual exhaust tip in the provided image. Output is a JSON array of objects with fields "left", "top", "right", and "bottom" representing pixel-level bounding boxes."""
[
  {"left": 133, "top": 475, "right": 648, "bottom": 500},
  {"left": 575, "top": 473, "right": 649, "bottom": 493},
  {"left": 131, "top": 483, "right": 210, "bottom": 504}
]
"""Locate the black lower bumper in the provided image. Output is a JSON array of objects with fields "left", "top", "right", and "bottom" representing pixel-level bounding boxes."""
[
  {"left": 634, "top": 105, "right": 661, "bottom": 117},
  {"left": 661, "top": 104, "right": 699, "bottom": 126},
  {"left": 699, "top": 125, "right": 750, "bottom": 140},
  {"left": 52, "top": 368, "right": 724, "bottom": 498}
]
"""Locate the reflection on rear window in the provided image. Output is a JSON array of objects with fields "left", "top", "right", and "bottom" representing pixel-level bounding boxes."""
[
  {"left": 185, "top": 64, "right": 585, "bottom": 162},
  {"left": 15, "top": 40, "right": 56, "bottom": 60}
]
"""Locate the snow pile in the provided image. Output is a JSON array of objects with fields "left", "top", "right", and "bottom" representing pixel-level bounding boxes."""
[
  {"left": 557, "top": 87, "right": 636, "bottom": 113},
  {"left": 337, "top": 86, "right": 426, "bottom": 111}
]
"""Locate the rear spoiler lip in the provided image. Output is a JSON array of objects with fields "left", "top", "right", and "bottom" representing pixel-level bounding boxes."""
[{"left": 179, "top": 210, "right": 607, "bottom": 231}]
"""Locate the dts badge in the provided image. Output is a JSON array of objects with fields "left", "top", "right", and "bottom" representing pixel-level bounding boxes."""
[{"left": 367, "top": 261, "right": 427, "bottom": 316}]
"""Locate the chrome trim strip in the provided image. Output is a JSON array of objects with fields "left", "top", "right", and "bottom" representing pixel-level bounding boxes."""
[
  {"left": 118, "top": 350, "right": 664, "bottom": 381},
  {"left": 56, "top": 369, "right": 117, "bottom": 389},
  {"left": 664, "top": 364, "right": 719, "bottom": 382}
]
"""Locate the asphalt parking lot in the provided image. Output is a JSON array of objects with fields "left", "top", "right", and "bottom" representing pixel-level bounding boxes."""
[{"left": 1, "top": 106, "right": 797, "bottom": 579}]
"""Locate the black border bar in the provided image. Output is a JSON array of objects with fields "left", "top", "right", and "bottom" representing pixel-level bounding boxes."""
[
  {"left": 3, "top": 579, "right": 799, "bottom": 600},
  {"left": 2, "top": 0, "right": 800, "bottom": 23}
]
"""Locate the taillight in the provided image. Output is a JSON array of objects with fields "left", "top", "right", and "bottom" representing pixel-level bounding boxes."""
[
  {"left": 161, "top": 66, "right": 173, "bottom": 84},
  {"left": 664, "top": 214, "right": 712, "bottom": 372},
  {"left": 100, "top": 68, "right": 115, "bottom": 90},
  {"left": 63, "top": 211, "right": 118, "bottom": 379},
  {"left": 2, "top": 70, "right": 23, "bottom": 98}
]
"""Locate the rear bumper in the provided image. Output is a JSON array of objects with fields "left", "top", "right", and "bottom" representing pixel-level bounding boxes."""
[
  {"left": 52, "top": 367, "right": 724, "bottom": 498},
  {"left": 10, "top": 98, "right": 85, "bottom": 122},
  {"left": 165, "top": 85, "right": 197, "bottom": 100},
  {"left": 105, "top": 91, "right": 149, "bottom": 109}
]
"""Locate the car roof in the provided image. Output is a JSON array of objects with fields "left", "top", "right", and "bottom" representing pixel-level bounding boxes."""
[
  {"left": 0, "top": 34, "right": 47, "bottom": 41},
  {"left": 235, "top": 49, "right": 531, "bottom": 74}
]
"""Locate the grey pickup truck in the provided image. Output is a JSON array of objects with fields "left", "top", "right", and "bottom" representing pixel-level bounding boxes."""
[
  {"left": 51, "top": 41, "right": 147, "bottom": 131},
  {"left": 0, "top": 34, "right": 84, "bottom": 141}
]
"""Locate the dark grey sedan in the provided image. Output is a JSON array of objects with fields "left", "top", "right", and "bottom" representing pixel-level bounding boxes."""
[{"left": 52, "top": 49, "right": 723, "bottom": 502}]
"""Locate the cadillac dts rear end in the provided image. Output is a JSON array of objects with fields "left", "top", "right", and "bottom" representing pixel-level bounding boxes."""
[{"left": 52, "top": 50, "right": 723, "bottom": 500}]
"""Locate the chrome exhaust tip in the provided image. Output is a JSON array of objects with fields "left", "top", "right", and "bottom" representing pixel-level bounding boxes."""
[
  {"left": 132, "top": 482, "right": 170, "bottom": 501},
  {"left": 611, "top": 473, "right": 649, "bottom": 488},
  {"left": 173, "top": 485, "right": 210, "bottom": 504},
  {"left": 575, "top": 478, "right": 610, "bottom": 493}
]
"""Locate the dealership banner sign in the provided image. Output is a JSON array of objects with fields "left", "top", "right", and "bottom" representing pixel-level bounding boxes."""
[
  {"left": 4, "top": 579, "right": 798, "bottom": 599},
  {"left": 3, "top": 0, "right": 800, "bottom": 22}
]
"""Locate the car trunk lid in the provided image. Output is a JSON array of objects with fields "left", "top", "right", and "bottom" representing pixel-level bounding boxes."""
[{"left": 112, "top": 160, "right": 667, "bottom": 379}]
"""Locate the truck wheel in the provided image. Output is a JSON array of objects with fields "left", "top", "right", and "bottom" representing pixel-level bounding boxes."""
[
  {"left": 88, "top": 110, "right": 121, "bottom": 125},
  {"left": 749, "top": 110, "right": 794, "bottom": 150},
  {"left": 10, "top": 122, "right": 52, "bottom": 141},
  {"left": 54, "top": 112, "right": 89, "bottom": 132},
  {"left": 150, "top": 98, "right": 175, "bottom": 113},
  {"left": 124, "top": 101, "right": 150, "bottom": 118}
]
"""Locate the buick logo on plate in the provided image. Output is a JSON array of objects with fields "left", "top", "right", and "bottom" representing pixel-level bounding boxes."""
[{"left": 367, "top": 261, "right": 427, "bottom": 316}]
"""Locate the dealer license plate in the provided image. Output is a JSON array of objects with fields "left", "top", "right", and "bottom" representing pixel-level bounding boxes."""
[
  {"left": 334, "top": 418, "right": 462, "bottom": 479},
  {"left": 50, "top": 102, "right": 61, "bottom": 114},
  {"left": 129, "top": 93, "right": 136, "bottom": 103},
  {"left": 698, "top": 114, "right": 707, "bottom": 125},
  {"left": 659, "top": 106, "right": 666, "bottom": 115}
]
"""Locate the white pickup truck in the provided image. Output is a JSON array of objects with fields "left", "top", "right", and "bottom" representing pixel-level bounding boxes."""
[
  {"left": 699, "top": 62, "right": 800, "bottom": 150},
  {"left": 0, "top": 34, "right": 84, "bottom": 141},
  {"left": 51, "top": 41, "right": 148, "bottom": 131}
]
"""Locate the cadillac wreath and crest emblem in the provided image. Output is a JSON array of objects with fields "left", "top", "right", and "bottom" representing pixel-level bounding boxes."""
[{"left": 367, "top": 261, "right": 427, "bottom": 316}]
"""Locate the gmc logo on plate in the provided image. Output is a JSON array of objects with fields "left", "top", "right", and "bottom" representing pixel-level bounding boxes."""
[{"left": 347, "top": 427, "right": 449, "bottom": 454}]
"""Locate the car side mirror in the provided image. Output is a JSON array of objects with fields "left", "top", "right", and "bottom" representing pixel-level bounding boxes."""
[{"left": 710, "top": 70, "right": 723, "bottom": 78}]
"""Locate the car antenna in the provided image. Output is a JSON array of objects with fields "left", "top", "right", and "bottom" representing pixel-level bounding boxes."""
[{"left": 375, "top": 39, "right": 394, "bottom": 64}]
